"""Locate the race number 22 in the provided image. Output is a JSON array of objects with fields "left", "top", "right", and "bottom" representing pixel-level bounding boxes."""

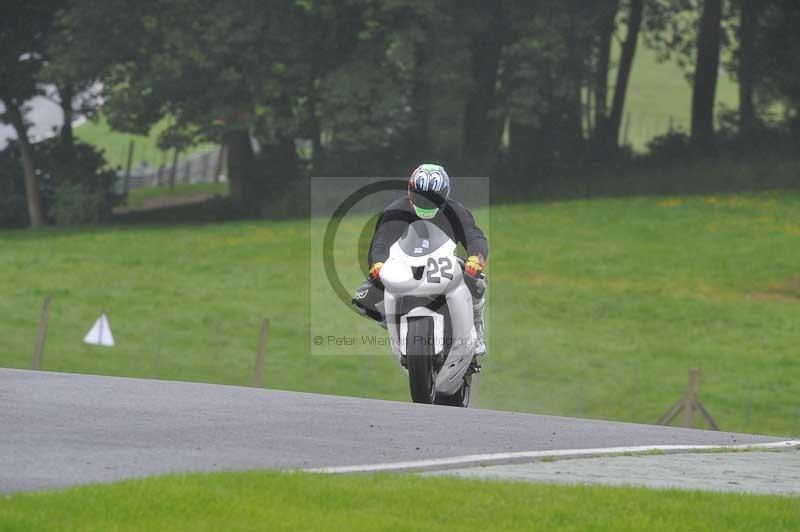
[{"left": 426, "top": 257, "right": 454, "bottom": 283}]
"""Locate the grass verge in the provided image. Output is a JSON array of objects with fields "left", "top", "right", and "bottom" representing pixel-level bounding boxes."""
[
  {"left": 0, "top": 471, "right": 797, "bottom": 532},
  {"left": 123, "top": 182, "right": 228, "bottom": 210}
]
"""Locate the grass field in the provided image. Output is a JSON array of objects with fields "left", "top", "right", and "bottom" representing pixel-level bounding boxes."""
[
  {"left": 1, "top": 160, "right": 798, "bottom": 436},
  {"left": 622, "top": 45, "right": 737, "bottom": 149},
  {"left": 124, "top": 182, "right": 228, "bottom": 209},
  {"left": 0, "top": 470, "right": 797, "bottom": 531}
]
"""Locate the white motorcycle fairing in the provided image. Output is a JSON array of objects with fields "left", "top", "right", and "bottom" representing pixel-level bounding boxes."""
[{"left": 380, "top": 223, "right": 477, "bottom": 397}]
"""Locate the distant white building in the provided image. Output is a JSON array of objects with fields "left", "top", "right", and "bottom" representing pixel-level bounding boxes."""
[{"left": 0, "top": 84, "right": 95, "bottom": 149}]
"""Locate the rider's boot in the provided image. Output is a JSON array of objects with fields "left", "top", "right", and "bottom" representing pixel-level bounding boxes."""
[{"left": 473, "top": 297, "right": 486, "bottom": 356}]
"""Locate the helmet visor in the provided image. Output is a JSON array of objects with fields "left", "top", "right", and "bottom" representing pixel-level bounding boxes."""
[{"left": 410, "top": 190, "right": 444, "bottom": 211}]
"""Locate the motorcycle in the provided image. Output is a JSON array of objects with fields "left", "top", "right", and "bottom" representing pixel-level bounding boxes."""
[{"left": 379, "top": 219, "right": 483, "bottom": 407}]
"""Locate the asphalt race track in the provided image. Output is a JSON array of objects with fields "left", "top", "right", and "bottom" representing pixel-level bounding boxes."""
[{"left": 0, "top": 368, "right": 783, "bottom": 492}]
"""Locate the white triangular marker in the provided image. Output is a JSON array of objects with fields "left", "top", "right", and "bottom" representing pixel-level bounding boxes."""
[{"left": 83, "top": 314, "right": 115, "bottom": 347}]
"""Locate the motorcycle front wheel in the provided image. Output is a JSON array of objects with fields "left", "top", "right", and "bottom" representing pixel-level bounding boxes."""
[
  {"left": 406, "top": 316, "right": 437, "bottom": 404},
  {"left": 434, "top": 374, "right": 472, "bottom": 407}
]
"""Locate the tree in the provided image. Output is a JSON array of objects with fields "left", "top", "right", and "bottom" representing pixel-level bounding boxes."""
[
  {"left": 736, "top": 0, "right": 757, "bottom": 137},
  {"left": 604, "top": 0, "right": 644, "bottom": 150},
  {"left": 749, "top": 1, "right": 800, "bottom": 137},
  {"left": 691, "top": 0, "right": 724, "bottom": 150},
  {"left": 463, "top": 2, "right": 510, "bottom": 172},
  {"left": 44, "top": 5, "right": 108, "bottom": 158},
  {"left": 62, "top": 0, "right": 320, "bottom": 213},
  {"left": 0, "top": 0, "right": 58, "bottom": 228},
  {"left": 593, "top": 0, "right": 620, "bottom": 140},
  {"left": 505, "top": 1, "right": 601, "bottom": 179}
]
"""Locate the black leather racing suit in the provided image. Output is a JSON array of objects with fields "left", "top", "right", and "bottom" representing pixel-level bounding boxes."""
[{"left": 353, "top": 196, "right": 488, "bottom": 323}]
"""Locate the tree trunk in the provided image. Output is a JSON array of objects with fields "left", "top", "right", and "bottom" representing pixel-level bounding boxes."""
[
  {"left": 560, "top": 11, "right": 586, "bottom": 159},
  {"left": 57, "top": 83, "right": 75, "bottom": 156},
  {"left": 308, "top": 83, "right": 323, "bottom": 174},
  {"left": 508, "top": 120, "right": 538, "bottom": 189},
  {"left": 224, "top": 129, "right": 254, "bottom": 211},
  {"left": 406, "top": 45, "right": 431, "bottom": 163},
  {"left": 168, "top": 147, "right": 179, "bottom": 190},
  {"left": 691, "top": 0, "right": 724, "bottom": 150},
  {"left": 738, "top": 0, "right": 757, "bottom": 138},
  {"left": 605, "top": 0, "right": 643, "bottom": 148},
  {"left": 6, "top": 102, "right": 46, "bottom": 228},
  {"left": 594, "top": 0, "right": 619, "bottom": 139},
  {"left": 463, "top": 2, "right": 507, "bottom": 172}
]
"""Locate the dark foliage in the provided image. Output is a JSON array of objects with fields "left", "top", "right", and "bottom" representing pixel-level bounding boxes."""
[{"left": 0, "top": 140, "right": 119, "bottom": 226}]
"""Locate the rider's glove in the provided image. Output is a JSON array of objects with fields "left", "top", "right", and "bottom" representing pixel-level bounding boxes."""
[
  {"left": 464, "top": 255, "right": 485, "bottom": 277},
  {"left": 369, "top": 261, "right": 384, "bottom": 281}
]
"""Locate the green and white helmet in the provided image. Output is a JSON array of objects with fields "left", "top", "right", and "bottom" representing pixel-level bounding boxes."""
[{"left": 407, "top": 163, "right": 451, "bottom": 219}]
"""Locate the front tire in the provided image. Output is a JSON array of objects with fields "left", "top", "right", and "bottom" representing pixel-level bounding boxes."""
[
  {"left": 406, "top": 317, "right": 436, "bottom": 404},
  {"left": 434, "top": 374, "right": 472, "bottom": 407}
]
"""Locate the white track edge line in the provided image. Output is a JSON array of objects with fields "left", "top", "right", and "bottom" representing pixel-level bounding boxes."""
[{"left": 303, "top": 440, "right": 800, "bottom": 474}]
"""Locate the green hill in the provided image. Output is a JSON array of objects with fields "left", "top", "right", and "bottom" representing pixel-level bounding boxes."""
[
  {"left": 2, "top": 160, "right": 798, "bottom": 436},
  {"left": 74, "top": 116, "right": 214, "bottom": 171}
]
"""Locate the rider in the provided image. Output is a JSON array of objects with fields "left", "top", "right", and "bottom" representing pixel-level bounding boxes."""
[{"left": 352, "top": 163, "right": 489, "bottom": 355}]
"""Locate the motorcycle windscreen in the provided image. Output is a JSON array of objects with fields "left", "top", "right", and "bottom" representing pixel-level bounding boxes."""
[{"left": 397, "top": 220, "right": 452, "bottom": 257}]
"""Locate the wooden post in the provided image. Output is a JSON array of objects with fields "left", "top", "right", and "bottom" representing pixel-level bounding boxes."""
[
  {"left": 252, "top": 318, "right": 269, "bottom": 387},
  {"left": 152, "top": 333, "right": 163, "bottom": 379},
  {"left": 157, "top": 150, "right": 167, "bottom": 186},
  {"left": 201, "top": 152, "right": 210, "bottom": 182},
  {"left": 32, "top": 296, "right": 52, "bottom": 370},
  {"left": 122, "top": 140, "right": 135, "bottom": 200},
  {"left": 527, "top": 352, "right": 533, "bottom": 385},
  {"left": 683, "top": 368, "right": 699, "bottom": 427},
  {"left": 214, "top": 145, "right": 226, "bottom": 183},
  {"left": 657, "top": 368, "right": 719, "bottom": 430},
  {"left": 168, "top": 148, "right": 179, "bottom": 190},
  {"left": 183, "top": 158, "right": 192, "bottom": 184},
  {"left": 631, "top": 362, "right": 639, "bottom": 419},
  {"left": 623, "top": 112, "right": 632, "bottom": 146},
  {"left": 215, "top": 321, "right": 222, "bottom": 357}
]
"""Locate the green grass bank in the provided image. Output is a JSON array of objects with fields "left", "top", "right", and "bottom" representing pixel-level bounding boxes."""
[
  {"left": 2, "top": 161, "right": 799, "bottom": 436},
  {"left": 0, "top": 471, "right": 797, "bottom": 532}
]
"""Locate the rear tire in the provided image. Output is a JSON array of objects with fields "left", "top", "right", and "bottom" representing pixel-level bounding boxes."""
[{"left": 406, "top": 317, "right": 436, "bottom": 404}]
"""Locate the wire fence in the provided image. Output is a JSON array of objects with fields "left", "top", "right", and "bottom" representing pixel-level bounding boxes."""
[
  {"left": 120, "top": 145, "right": 226, "bottom": 192},
  {"left": 24, "top": 296, "right": 800, "bottom": 439}
]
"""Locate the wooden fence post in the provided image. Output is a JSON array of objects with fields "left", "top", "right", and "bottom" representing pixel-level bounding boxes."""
[
  {"left": 214, "top": 145, "right": 226, "bottom": 183},
  {"left": 152, "top": 333, "right": 163, "bottom": 379},
  {"left": 183, "top": 158, "right": 192, "bottom": 184},
  {"left": 252, "top": 318, "right": 269, "bottom": 387},
  {"left": 657, "top": 368, "right": 719, "bottom": 430},
  {"left": 157, "top": 150, "right": 167, "bottom": 186},
  {"left": 32, "top": 296, "right": 52, "bottom": 370},
  {"left": 168, "top": 148, "right": 180, "bottom": 190},
  {"left": 683, "top": 368, "right": 699, "bottom": 427},
  {"left": 122, "top": 140, "right": 135, "bottom": 200},
  {"left": 201, "top": 152, "right": 210, "bottom": 181}
]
